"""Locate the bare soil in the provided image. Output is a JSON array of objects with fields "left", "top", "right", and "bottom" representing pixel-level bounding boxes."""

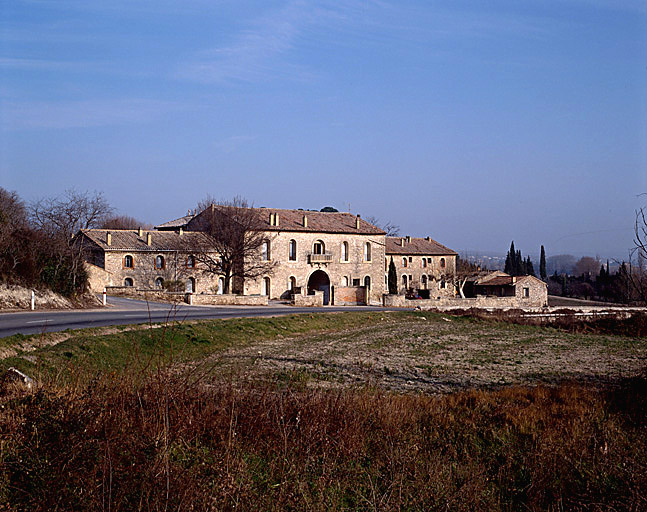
[{"left": 201, "top": 313, "right": 646, "bottom": 393}]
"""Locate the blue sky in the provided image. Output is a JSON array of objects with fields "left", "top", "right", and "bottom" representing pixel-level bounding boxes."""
[{"left": 1, "top": 0, "right": 645, "bottom": 259}]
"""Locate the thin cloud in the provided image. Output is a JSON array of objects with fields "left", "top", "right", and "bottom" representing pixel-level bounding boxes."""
[
  {"left": 1, "top": 98, "right": 183, "bottom": 130},
  {"left": 177, "top": 2, "right": 311, "bottom": 84}
]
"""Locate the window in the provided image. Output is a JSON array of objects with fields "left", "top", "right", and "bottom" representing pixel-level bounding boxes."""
[
  {"left": 123, "top": 255, "right": 134, "bottom": 268},
  {"left": 186, "top": 255, "right": 195, "bottom": 268},
  {"left": 352, "top": 278, "right": 360, "bottom": 287},
  {"left": 523, "top": 287, "right": 530, "bottom": 298},
  {"left": 402, "top": 257, "right": 407, "bottom": 268},
  {"left": 423, "top": 259, "right": 427, "bottom": 268},
  {"left": 341, "top": 241, "right": 349, "bottom": 262},
  {"left": 364, "top": 242, "right": 372, "bottom": 262},
  {"left": 440, "top": 258, "right": 446, "bottom": 268},
  {"left": 402, "top": 275, "right": 408, "bottom": 288},
  {"left": 261, "top": 277, "right": 270, "bottom": 296},
  {"left": 342, "top": 276, "right": 349, "bottom": 287},
  {"left": 409, "top": 257, "right": 412, "bottom": 263},
  {"left": 289, "top": 240, "right": 297, "bottom": 261},
  {"left": 155, "top": 255, "right": 165, "bottom": 269},
  {"left": 155, "top": 277, "right": 164, "bottom": 289},
  {"left": 421, "top": 275, "right": 428, "bottom": 289},
  {"left": 364, "top": 276, "right": 371, "bottom": 289},
  {"left": 385, "top": 274, "right": 388, "bottom": 285},
  {"left": 289, "top": 276, "right": 297, "bottom": 291},
  {"left": 124, "top": 277, "right": 134, "bottom": 287},
  {"left": 186, "top": 277, "right": 195, "bottom": 293},
  {"left": 440, "top": 279, "right": 446, "bottom": 289},
  {"left": 313, "top": 240, "right": 325, "bottom": 255},
  {"left": 261, "top": 240, "right": 270, "bottom": 261}
]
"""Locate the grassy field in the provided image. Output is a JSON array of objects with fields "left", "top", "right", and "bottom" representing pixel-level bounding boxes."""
[{"left": 1, "top": 311, "right": 646, "bottom": 510}]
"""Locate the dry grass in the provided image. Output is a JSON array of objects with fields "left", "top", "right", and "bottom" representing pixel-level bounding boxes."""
[
  {"left": 1, "top": 311, "right": 646, "bottom": 510},
  {"left": 1, "top": 370, "right": 646, "bottom": 511}
]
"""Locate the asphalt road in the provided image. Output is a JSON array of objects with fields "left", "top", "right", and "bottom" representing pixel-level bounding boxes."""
[{"left": 0, "top": 296, "right": 395, "bottom": 338}]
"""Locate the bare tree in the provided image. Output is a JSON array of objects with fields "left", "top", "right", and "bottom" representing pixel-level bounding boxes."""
[
  {"left": 100, "top": 215, "right": 151, "bottom": 230},
  {"left": 0, "top": 188, "right": 31, "bottom": 278},
  {"left": 364, "top": 215, "right": 400, "bottom": 236},
  {"left": 630, "top": 204, "right": 647, "bottom": 304},
  {"left": 190, "top": 197, "right": 277, "bottom": 294},
  {"left": 30, "top": 189, "right": 114, "bottom": 293},
  {"left": 30, "top": 189, "right": 113, "bottom": 240}
]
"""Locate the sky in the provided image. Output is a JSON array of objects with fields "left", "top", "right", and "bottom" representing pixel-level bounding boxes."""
[{"left": 1, "top": 0, "right": 646, "bottom": 260}]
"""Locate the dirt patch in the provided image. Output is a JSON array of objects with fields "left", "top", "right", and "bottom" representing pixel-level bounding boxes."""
[{"left": 195, "top": 314, "right": 647, "bottom": 393}]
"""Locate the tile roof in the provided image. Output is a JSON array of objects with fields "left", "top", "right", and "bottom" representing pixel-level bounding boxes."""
[
  {"left": 190, "top": 205, "right": 385, "bottom": 235},
  {"left": 78, "top": 229, "right": 209, "bottom": 252},
  {"left": 385, "top": 236, "right": 457, "bottom": 256},
  {"left": 475, "top": 275, "right": 513, "bottom": 286},
  {"left": 154, "top": 215, "right": 194, "bottom": 230}
]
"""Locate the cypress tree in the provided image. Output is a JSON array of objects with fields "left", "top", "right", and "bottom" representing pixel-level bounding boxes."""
[
  {"left": 525, "top": 255, "right": 535, "bottom": 276},
  {"left": 388, "top": 257, "right": 398, "bottom": 294},
  {"left": 516, "top": 250, "right": 523, "bottom": 275},
  {"left": 539, "top": 245, "right": 546, "bottom": 280}
]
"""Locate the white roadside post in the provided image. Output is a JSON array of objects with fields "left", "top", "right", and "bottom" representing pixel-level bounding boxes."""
[
  {"left": 31, "top": 290, "right": 35, "bottom": 311},
  {"left": 102, "top": 287, "right": 107, "bottom": 306},
  {"left": 188, "top": 291, "right": 193, "bottom": 305}
]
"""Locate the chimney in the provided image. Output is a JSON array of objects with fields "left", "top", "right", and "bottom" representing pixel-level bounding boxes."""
[
  {"left": 303, "top": 214, "right": 308, "bottom": 228},
  {"left": 426, "top": 236, "right": 430, "bottom": 241},
  {"left": 355, "top": 214, "right": 360, "bottom": 229},
  {"left": 275, "top": 213, "right": 279, "bottom": 226},
  {"left": 138, "top": 227, "right": 143, "bottom": 237},
  {"left": 406, "top": 236, "right": 411, "bottom": 244},
  {"left": 146, "top": 233, "right": 152, "bottom": 246},
  {"left": 269, "top": 213, "right": 274, "bottom": 226},
  {"left": 179, "top": 227, "right": 183, "bottom": 236},
  {"left": 400, "top": 238, "right": 405, "bottom": 247},
  {"left": 106, "top": 232, "right": 112, "bottom": 246}
]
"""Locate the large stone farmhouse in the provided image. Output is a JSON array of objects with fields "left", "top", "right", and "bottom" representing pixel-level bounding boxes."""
[{"left": 77, "top": 204, "right": 547, "bottom": 308}]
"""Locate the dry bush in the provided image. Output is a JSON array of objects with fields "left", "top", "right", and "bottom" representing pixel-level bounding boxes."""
[{"left": 1, "top": 366, "right": 646, "bottom": 511}]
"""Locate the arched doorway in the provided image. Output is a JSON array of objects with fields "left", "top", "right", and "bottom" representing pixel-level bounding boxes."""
[{"left": 307, "top": 270, "right": 330, "bottom": 305}]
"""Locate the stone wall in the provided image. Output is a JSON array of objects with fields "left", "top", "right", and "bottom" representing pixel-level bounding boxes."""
[
  {"left": 106, "top": 287, "right": 186, "bottom": 303},
  {"left": 189, "top": 294, "right": 268, "bottom": 306},
  {"left": 383, "top": 292, "right": 547, "bottom": 310},
  {"left": 243, "top": 230, "right": 386, "bottom": 305},
  {"left": 293, "top": 291, "right": 324, "bottom": 307}
]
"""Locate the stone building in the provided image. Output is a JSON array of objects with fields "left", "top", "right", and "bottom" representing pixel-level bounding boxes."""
[
  {"left": 185, "top": 206, "right": 387, "bottom": 305},
  {"left": 76, "top": 228, "right": 217, "bottom": 293},
  {"left": 385, "top": 236, "right": 457, "bottom": 297}
]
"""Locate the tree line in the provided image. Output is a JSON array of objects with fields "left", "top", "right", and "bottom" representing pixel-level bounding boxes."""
[{"left": 0, "top": 188, "right": 147, "bottom": 296}]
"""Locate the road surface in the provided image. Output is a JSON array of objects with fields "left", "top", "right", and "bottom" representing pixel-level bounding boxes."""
[{"left": 0, "top": 296, "right": 395, "bottom": 338}]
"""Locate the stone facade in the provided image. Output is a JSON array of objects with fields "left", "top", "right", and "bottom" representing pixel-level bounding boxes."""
[
  {"left": 242, "top": 229, "right": 386, "bottom": 305},
  {"left": 385, "top": 236, "right": 457, "bottom": 297},
  {"left": 78, "top": 230, "right": 219, "bottom": 294}
]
